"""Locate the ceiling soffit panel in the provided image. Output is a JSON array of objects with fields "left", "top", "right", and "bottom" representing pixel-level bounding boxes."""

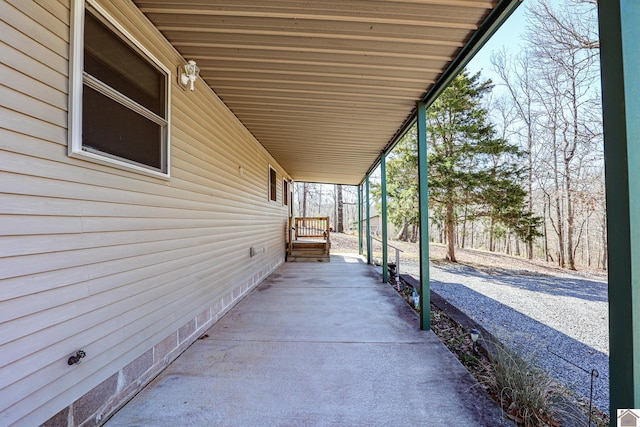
[{"left": 135, "top": 0, "right": 504, "bottom": 185}]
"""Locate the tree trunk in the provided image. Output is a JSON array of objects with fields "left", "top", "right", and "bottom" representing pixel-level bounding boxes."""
[
  {"left": 489, "top": 217, "right": 495, "bottom": 252},
  {"left": 565, "top": 167, "right": 576, "bottom": 270},
  {"left": 552, "top": 131, "right": 565, "bottom": 268},
  {"left": 564, "top": 91, "right": 578, "bottom": 270},
  {"left": 336, "top": 184, "right": 344, "bottom": 232},
  {"left": 543, "top": 202, "right": 550, "bottom": 262},
  {"left": 396, "top": 222, "right": 409, "bottom": 241},
  {"left": 461, "top": 206, "right": 467, "bottom": 248},
  {"left": 527, "top": 118, "right": 534, "bottom": 259},
  {"left": 302, "top": 183, "right": 308, "bottom": 217},
  {"left": 586, "top": 214, "right": 591, "bottom": 267},
  {"left": 470, "top": 220, "right": 475, "bottom": 249},
  {"left": 445, "top": 202, "right": 457, "bottom": 262}
]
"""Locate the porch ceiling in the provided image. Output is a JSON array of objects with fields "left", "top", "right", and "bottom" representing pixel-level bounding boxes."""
[{"left": 135, "top": 0, "right": 516, "bottom": 185}]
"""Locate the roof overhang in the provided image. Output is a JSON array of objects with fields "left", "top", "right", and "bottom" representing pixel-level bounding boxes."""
[{"left": 135, "top": 0, "right": 521, "bottom": 185}]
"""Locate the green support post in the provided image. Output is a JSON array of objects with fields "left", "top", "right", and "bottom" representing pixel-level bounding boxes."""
[
  {"left": 366, "top": 176, "right": 372, "bottom": 265},
  {"left": 358, "top": 183, "right": 363, "bottom": 256},
  {"left": 598, "top": 1, "right": 640, "bottom": 416},
  {"left": 417, "top": 101, "right": 430, "bottom": 331},
  {"left": 381, "top": 154, "right": 389, "bottom": 283}
]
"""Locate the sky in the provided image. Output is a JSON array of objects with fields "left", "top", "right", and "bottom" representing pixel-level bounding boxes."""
[
  {"left": 465, "top": 0, "right": 583, "bottom": 82},
  {"left": 465, "top": 3, "right": 529, "bottom": 81},
  {"left": 463, "top": 0, "right": 578, "bottom": 103}
]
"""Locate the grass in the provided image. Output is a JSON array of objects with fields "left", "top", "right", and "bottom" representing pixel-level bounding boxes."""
[{"left": 481, "top": 343, "right": 574, "bottom": 426}]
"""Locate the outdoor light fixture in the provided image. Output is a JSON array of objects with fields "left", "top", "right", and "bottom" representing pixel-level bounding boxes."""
[
  {"left": 180, "top": 60, "right": 200, "bottom": 91},
  {"left": 470, "top": 329, "right": 480, "bottom": 353},
  {"left": 411, "top": 287, "right": 420, "bottom": 309},
  {"left": 67, "top": 350, "right": 86, "bottom": 365}
]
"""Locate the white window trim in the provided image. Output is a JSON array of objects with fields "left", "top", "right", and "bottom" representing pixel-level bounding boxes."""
[{"left": 68, "top": 0, "right": 172, "bottom": 179}]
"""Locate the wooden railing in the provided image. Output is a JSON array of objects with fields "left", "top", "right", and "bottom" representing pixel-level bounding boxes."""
[
  {"left": 294, "top": 217, "right": 330, "bottom": 240},
  {"left": 289, "top": 216, "right": 331, "bottom": 256}
]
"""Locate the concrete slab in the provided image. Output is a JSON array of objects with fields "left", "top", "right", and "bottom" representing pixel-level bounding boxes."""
[{"left": 106, "top": 255, "right": 510, "bottom": 427}]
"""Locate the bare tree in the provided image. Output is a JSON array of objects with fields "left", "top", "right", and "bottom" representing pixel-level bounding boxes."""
[
  {"left": 528, "top": 0, "right": 600, "bottom": 270},
  {"left": 336, "top": 184, "right": 344, "bottom": 232},
  {"left": 487, "top": 0, "right": 603, "bottom": 269},
  {"left": 302, "top": 182, "right": 308, "bottom": 217},
  {"left": 492, "top": 50, "right": 539, "bottom": 259},
  {"left": 538, "top": 67, "right": 567, "bottom": 268}
]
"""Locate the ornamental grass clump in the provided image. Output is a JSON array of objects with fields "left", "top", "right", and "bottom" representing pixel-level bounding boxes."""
[{"left": 484, "top": 344, "right": 573, "bottom": 426}]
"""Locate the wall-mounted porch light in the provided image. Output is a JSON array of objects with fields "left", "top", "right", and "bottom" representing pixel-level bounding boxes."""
[
  {"left": 68, "top": 350, "right": 86, "bottom": 365},
  {"left": 180, "top": 60, "right": 200, "bottom": 91}
]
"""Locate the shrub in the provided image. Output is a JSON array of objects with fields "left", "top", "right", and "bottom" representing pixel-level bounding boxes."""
[{"left": 482, "top": 343, "right": 574, "bottom": 426}]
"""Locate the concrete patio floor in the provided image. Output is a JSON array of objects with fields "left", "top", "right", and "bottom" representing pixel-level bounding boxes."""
[{"left": 105, "top": 255, "right": 509, "bottom": 426}]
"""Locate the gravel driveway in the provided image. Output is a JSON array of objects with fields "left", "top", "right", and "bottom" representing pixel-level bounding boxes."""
[{"left": 403, "top": 261, "right": 609, "bottom": 414}]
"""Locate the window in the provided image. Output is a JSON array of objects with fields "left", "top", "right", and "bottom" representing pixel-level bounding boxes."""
[
  {"left": 269, "top": 166, "right": 277, "bottom": 202},
  {"left": 283, "top": 179, "right": 289, "bottom": 206},
  {"left": 69, "top": 0, "right": 170, "bottom": 178}
]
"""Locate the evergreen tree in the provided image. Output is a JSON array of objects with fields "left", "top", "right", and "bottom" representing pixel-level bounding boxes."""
[
  {"left": 427, "top": 71, "right": 539, "bottom": 261},
  {"left": 371, "top": 129, "right": 420, "bottom": 241},
  {"left": 372, "top": 71, "right": 539, "bottom": 258}
]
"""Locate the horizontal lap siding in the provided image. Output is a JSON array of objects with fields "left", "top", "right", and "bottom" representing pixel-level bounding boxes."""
[{"left": 0, "top": 1, "right": 290, "bottom": 425}]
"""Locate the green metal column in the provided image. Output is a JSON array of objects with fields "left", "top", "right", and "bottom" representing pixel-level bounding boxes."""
[
  {"left": 598, "top": 1, "right": 640, "bottom": 415},
  {"left": 381, "top": 154, "right": 389, "bottom": 283},
  {"left": 358, "top": 183, "right": 363, "bottom": 255},
  {"left": 365, "top": 176, "right": 372, "bottom": 265},
  {"left": 417, "top": 101, "right": 430, "bottom": 331}
]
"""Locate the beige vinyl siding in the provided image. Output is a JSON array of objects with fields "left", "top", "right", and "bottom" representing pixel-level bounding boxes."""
[{"left": 0, "top": 0, "right": 290, "bottom": 425}]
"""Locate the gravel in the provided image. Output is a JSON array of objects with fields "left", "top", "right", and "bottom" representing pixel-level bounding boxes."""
[{"left": 403, "top": 261, "right": 610, "bottom": 414}]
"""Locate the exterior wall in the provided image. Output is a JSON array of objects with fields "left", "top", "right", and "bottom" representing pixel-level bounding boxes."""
[
  {"left": 0, "top": 1, "right": 290, "bottom": 426},
  {"left": 358, "top": 215, "right": 397, "bottom": 238}
]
